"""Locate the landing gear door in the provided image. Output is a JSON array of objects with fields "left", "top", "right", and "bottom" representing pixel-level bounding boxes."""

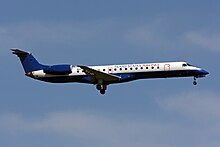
[{"left": 164, "top": 64, "right": 170, "bottom": 71}]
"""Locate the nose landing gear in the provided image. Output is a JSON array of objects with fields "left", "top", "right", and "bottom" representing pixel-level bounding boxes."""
[{"left": 193, "top": 77, "right": 197, "bottom": 85}]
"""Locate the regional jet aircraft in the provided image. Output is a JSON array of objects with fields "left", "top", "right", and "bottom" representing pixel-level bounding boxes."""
[{"left": 11, "top": 49, "right": 209, "bottom": 94}]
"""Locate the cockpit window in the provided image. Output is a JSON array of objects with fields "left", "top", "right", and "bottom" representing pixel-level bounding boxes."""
[
  {"left": 182, "top": 63, "right": 192, "bottom": 67},
  {"left": 182, "top": 64, "right": 187, "bottom": 67},
  {"left": 187, "top": 63, "right": 192, "bottom": 66}
]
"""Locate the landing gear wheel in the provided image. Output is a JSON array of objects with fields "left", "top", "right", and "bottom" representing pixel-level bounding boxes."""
[
  {"left": 100, "top": 89, "right": 105, "bottom": 95},
  {"left": 193, "top": 77, "right": 197, "bottom": 85},
  {"left": 193, "top": 81, "right": 197, "bottom": 85},
  {"left": 96, "top": 84, "right": 102, "bottom": 90},
  {"left": 96, "top": 80, "right": 107, "bottom": 94}
]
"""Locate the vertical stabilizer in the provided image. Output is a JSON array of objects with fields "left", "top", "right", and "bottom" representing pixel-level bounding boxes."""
[{"left": 11, "top": 48, "right": 42, "bottom": 73}]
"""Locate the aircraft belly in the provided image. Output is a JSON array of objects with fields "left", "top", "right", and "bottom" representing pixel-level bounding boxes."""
[
  {"left": 113, "top": 70, "right": 197, "bottom": 83},
  {"left": 134, "top": 70, "right": 196, "bottom": 79},
  {"left": 36, "top": 70, "right": 200, "bottom": 84},
  {"left": 37, "top": 75, "right": 93, "bottom": 84}
]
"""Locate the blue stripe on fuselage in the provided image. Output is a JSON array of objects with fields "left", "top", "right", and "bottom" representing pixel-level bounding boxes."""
[{"left": 36, "top": 69, "right": 207, "bottom": 84}]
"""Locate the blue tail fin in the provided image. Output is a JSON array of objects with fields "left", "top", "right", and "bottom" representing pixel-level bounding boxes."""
[{"left": 11, "top": 49, "right": 43, "bottom": 73}]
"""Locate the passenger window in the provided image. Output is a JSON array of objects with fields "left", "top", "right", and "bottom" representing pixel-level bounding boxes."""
[
  {"left": 141, "top": 67, "right": 143, "bottom": 70},
  {"left": 135, "top": 67, "right": 138, "bottom": 70},
  {"left": 157, "top": 66, "right": 159, "bottom": 69},
  {"left": 146, "top": 67, "right": 148, "bottom": 69},
  {"left": 130, "top": 67, "right": 133, "bottom": 70},
  {"left": 120, "top": 68, "right": 122, "bottom": 70},
  {"left": 125, "top": 68, "right": 127, "bottom": 70},
  {"left": 114, "top": 68, "right": 117, "bottom": 71},
  {"left": 152, "top": 67, "right": 154, "bottom": 69},
  {"left": 103, "top": 69, "right": 105, "bottom": 71}
]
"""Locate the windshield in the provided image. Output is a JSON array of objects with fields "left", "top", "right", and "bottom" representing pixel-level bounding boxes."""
[
  {"left": 182, "top": 63, "right": 192, "bottom": 67},
  {"left": 182, "top": 64, "right": 187, "bottom": 67},
  {"left": 187, "top": 63, "right": 192, "bottom": 66}
]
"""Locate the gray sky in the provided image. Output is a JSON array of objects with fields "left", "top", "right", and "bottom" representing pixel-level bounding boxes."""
[{"left": 0, "top": 0, "right": 219, "bottom": 147}]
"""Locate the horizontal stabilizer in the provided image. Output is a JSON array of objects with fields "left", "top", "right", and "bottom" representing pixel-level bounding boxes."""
[{"left": 11, "top": 48, "right": 30, "bottom": 56}]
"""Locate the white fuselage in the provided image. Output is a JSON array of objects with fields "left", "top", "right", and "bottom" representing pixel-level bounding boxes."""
[
  {"left": 31, "top": 61, "right": 204, "bottom": 83},
  {"left": 12, "top": 49, "right": 209, "bottom": 94}
]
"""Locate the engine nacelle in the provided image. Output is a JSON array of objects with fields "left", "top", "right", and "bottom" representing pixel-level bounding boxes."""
[{"left": 43, "top": 64, "right": 72, "bottom": 75}]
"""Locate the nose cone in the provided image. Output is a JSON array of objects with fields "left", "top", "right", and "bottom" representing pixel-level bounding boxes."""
[
  {"left": 201, "top": 69, "right": 209, "bottom": 75},
  {"left": 200, "top": 69, "right": 209, "bottom": 76}
]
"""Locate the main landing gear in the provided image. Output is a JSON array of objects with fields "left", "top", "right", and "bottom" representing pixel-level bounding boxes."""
[
  {"left": 96, "top": 79, "right": 107, "bottom": 95},
  {"left": 96, "top": 84, "right": 107, "bottom": 95},
  {"left": 193, "top": 77, "right": 197, "bottom": 85}
]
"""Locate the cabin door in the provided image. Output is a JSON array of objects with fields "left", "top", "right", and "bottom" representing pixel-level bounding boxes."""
[{"left": 164, "top": 64, "right": 170, "bottom": 71}]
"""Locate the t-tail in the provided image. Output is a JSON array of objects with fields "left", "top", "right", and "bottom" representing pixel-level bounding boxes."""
[
  {"left": 11, "top": 48, "right": 43, "bottom": 75},
  {"left": 11, "top": 49, "right": 73, "bottom": 76}
]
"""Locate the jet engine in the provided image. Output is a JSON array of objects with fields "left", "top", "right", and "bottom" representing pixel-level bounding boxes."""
[{"left": 43, "top": 64, "right": 72, "bottom": 75}]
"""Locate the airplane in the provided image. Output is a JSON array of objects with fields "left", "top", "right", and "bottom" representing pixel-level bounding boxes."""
[{"left": 11, "top": 48, "right": 209, "bottom": 94}]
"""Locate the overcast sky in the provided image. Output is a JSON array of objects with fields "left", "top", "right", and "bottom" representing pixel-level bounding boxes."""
[{"left": 0, "top": 0, "right": 219, "bottom": 147}]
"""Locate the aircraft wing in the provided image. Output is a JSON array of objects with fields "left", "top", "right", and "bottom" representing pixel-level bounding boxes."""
[{"left": 78, "top": 65, "right": 120, "bottom": 82}]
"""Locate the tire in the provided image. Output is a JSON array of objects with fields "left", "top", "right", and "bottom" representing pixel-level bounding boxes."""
[
  {"left": 193, "top": 81, "right": 197, "bottom": 85},
  {"left": 100, "top": 89, "right": 105, "bottom": 95},
  {"left": 96, "top": 84, "right": 101, "bottom": 90}
]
